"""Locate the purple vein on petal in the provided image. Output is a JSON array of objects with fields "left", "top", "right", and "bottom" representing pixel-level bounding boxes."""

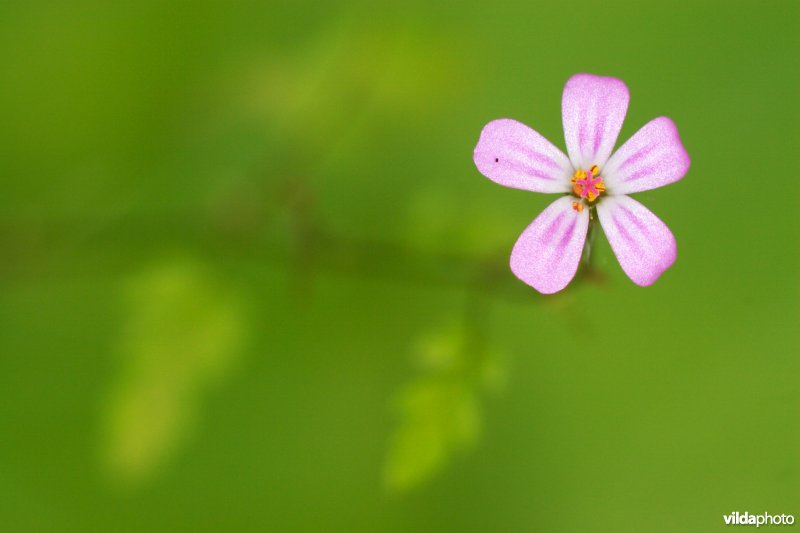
[
  {"left": 543, "top": 210, "right": 567, "bottom": 240},
  {"left": 557, "top": 218, "right": 577, "bottom": 257},
  {"left": 592, "top": 104, "right": 606, "bottom": 156},
  {"left": 622, "top": 163, "right": 662, "bottom": 183},
  {"left": 618, "top": 205, "right": 650, "bottom": 241},
  {"left": 500, "top": 159, "right": 559, "bottom": 181},
  {"left": 577, "top": 116, "right": 588, "bottom": 161},
  {"left": 612, "top": 212, "right": 641, "bottom": 256},
  {"left": 506, "top": 141, "right": 562, "bottom": 170},
  {"left": 537, "top": 210, "right": 571, "bottom": 274},
  {"left": 617, "top": 142, "right": 658, "bottom": 173}
]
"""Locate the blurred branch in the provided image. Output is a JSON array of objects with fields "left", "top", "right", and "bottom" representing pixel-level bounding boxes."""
[
  {"left": 0, "top": 174, "right": 603, "bottom": 303},
  {"left": 0, "top": 194, "right": 515, "bottom": 304}
]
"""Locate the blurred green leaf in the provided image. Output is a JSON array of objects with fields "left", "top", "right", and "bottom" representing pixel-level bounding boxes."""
[
  {"left": 384, "top": 380, "right": 479, "bottom": 493},
  {"left": 102, "top": 258, "right": 244, "bottom": 485},
  {"left": 383, "top": 324, "right": 503, "bottom": 493}
]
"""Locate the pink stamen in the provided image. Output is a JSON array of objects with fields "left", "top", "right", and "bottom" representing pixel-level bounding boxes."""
[{"left": 573, "top": 168, "right": 604, "bottom": 200}]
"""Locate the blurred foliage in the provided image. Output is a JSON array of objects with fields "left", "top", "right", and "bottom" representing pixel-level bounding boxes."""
[
  {"left": 384, "top": 323, "right": 504, "bottom": 493},
  {"left": 102, "top": 259, "right": 244, "bottom": 485},
  {"left": 242, "top": 19, "right": 458, "bottom": 145}
]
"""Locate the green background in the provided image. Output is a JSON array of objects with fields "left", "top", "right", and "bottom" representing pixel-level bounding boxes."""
[{"left": 1, "top": 1, "right": 798, "bottom": 531}]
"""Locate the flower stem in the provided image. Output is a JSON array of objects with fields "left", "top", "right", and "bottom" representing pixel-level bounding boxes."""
[{"left": 581, "top": 214, "right": 599, "bottom": 269}]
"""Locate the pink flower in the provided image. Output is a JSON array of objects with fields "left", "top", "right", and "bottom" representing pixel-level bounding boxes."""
[{"left": 474, "top": 73, "right": 690, "bottom": 294}]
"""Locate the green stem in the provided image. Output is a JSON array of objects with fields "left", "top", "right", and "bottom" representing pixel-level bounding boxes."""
[{"left": 581, "top": 213, "right": 599, "bottom": 269}]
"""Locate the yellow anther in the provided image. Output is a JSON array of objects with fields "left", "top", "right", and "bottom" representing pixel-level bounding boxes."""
[
  {"left": 589, "top": 164, "right": 600, "bottom": 176},
  {"left": 572, "top": 201, "right": 584, "bottom": 212}
]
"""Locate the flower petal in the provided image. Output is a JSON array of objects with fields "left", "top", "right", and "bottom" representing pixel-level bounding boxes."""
[
  {"left": 596, "top": 195, "right": 676, "bottom": 286},
  {"left": 562, "top": 73, "right": 629, "bottom": 171},
  {"left": 602, "top": 117, "right": 690, "bottom": 194},
  {"left": 474, "top": 119, "right": 573, "bottom": 193},
  {"left": 510, "top": 196, "right": 589, "bottom": 294}
]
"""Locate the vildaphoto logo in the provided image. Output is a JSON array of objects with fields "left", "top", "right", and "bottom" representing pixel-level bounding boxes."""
[{"left": 724, "top": 512, "right": 795, "bottom": 527}]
